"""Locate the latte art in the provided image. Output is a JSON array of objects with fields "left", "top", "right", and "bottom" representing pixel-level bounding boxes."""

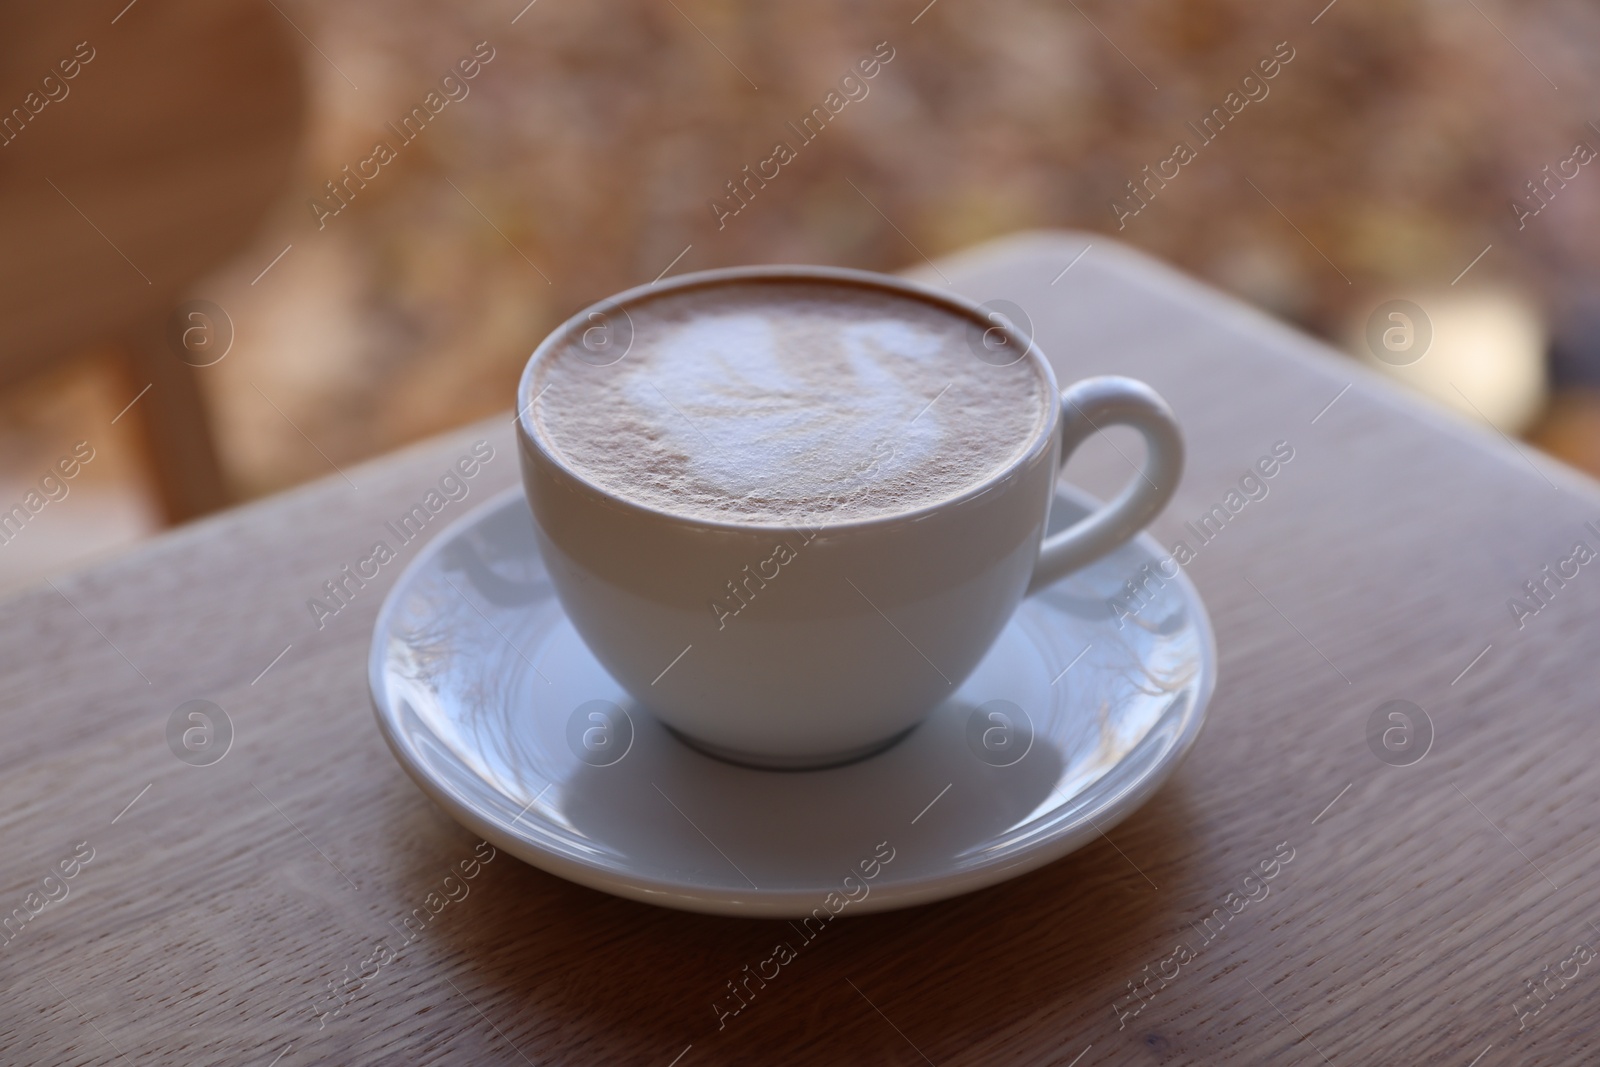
[{"left": 531, "top": 282, "right": 1049, "bottom": 524}]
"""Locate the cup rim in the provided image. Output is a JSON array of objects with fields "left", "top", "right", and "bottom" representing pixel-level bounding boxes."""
[{"left": 515, "top": 264, "right": 1062, "bottom": 533}]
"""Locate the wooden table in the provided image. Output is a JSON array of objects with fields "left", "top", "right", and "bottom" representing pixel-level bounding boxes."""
[{"left": 4, "top": 232, "right": 1596, "bottom": 1065}]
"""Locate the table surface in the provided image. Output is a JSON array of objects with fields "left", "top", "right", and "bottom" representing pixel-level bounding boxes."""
[{"left": 4, "top": 232, "right": 1597, "bottom": 1066}]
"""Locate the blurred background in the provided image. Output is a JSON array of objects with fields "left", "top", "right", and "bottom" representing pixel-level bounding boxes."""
[{"left": 4, "top": 0, "right": 1600, "bottom": 595}]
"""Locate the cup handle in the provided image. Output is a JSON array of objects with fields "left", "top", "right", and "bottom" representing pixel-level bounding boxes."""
[{"left": 1026, "top": 376, "right": 1184, "bottom": 595}]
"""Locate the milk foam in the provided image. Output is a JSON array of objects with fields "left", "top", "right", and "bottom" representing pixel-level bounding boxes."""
[{"left": 531, "top": 283, "right": 1049, "bottom": 523}]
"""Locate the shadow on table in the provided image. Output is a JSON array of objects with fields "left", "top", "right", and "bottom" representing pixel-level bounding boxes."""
[{"left": 401, "top": 776, "right": 1199, "bottom": 1063}]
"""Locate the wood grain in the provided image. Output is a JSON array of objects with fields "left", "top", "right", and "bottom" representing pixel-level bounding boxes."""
[{"left": 2, "top": 232, "right": 1597, "bottom": 1065}]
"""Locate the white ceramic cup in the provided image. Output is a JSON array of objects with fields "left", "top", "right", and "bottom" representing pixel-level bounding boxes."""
[{"left": 517, "top": 266, "right": 1183, "bottom": 768}]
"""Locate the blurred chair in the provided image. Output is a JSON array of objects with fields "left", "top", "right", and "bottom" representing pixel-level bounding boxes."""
[{"left": 0, "top": 0, "right": 306, "bottom": 521}]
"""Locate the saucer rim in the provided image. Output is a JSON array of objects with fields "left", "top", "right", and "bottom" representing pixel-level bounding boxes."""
[{"left": 368, "top": 484, "right": 1217, "bottom": 917}]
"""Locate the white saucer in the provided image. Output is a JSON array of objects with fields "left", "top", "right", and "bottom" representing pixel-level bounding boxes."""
[{"left": 369, "top": 486, "right": 1216, "bottom": 917}]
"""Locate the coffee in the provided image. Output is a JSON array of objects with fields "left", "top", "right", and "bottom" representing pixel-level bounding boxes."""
[{"left": 530, "top": 281, "right": 1050, "bottom": 524}]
